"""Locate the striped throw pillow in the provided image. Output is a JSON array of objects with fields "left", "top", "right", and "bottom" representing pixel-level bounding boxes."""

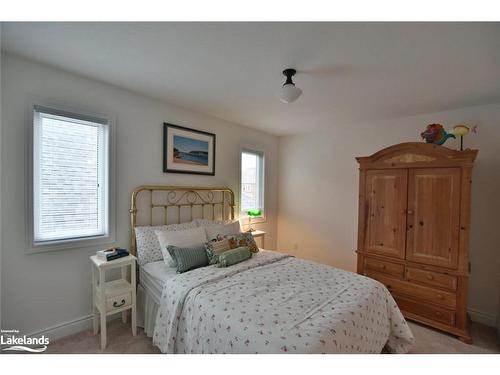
[{"left": 167, "top": 244, "right": 209, "bottom": 273}]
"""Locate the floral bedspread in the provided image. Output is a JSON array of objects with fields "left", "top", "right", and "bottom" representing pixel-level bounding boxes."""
[{"left": 153, "top": 250, "right": 414, "bottom": 353}]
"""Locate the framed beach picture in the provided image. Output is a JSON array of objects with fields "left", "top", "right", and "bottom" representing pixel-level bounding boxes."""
[{"left": 163, "top": 123, "right": 216, "bottom": 175}]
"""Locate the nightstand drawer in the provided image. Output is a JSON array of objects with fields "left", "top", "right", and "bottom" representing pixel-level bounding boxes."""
[{"left": 106, "top": 292, "right": 131, "bottom": 311}]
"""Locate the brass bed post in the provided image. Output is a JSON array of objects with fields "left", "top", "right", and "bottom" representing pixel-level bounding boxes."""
[
  {"left": 129, "top": 189, "right": 139, "bottom": 257},
  {"left": 229, "top": 190, "right": 235, "bottom": 220},
  {"left": 150, "top": 189, "right": 153, "bottom": 226}
]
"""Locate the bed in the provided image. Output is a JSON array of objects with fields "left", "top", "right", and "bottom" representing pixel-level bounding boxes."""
[{"left": 131, "top": 186, "right": 414, "bottom": 354}]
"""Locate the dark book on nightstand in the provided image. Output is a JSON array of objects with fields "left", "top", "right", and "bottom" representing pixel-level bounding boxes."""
[{"left": 96, "top": 247, "right": 129, "bottom": 261}]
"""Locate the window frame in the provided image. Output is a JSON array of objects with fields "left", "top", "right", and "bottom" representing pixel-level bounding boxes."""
[
  {"left": 26, "top": 102, "right": 116, "bottom": 253},
  {"left": 238, "top": 146, "right": 266, "bottom": 225}
]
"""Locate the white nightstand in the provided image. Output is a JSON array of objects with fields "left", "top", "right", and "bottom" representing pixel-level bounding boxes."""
[
  {"left": 251, "top": 230, "right": 266, "bottom": 248},
  {"left": 90, "top": 254, "right": 137, "bottom": 349}
]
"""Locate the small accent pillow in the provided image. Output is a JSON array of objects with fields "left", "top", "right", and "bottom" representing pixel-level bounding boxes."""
[
  {"left": 222, "top": 232, "right": 259, "bottom": 254},
  {"left": 205, "top": 239, "right": 232, "bottom": 265},
  {"left": 217, "top": 246, "right": 252, "bottom": 268},
  {"left": 134, "top": 221, "right": 198, "bottom": 266},
  {"left": 205, "top": 221, "right": 242, "bottom": 241},
  {"left": 167, "top": 244, "right": 209, "bottom": 273},
  {"left": 156, "top": 226, "right": 207, "bottom": 267}
]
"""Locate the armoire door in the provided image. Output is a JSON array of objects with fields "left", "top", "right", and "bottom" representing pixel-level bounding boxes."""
[
  {"left": 364, "top": 169, "right": 408, "bottom": 259},
  {"left": 406, "top": 168, "right": 461, "bottom": 268}
]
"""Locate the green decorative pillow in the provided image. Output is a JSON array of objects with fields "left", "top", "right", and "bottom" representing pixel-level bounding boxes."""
[
  {"left": 167, "top": 244, "right": 209, "bottom": 273},
  {"left": 223, "top": 232, "right": 259, "bottom": 254},
  {"left": 217, "top": 246, "right": 252, "bottom": 267}
]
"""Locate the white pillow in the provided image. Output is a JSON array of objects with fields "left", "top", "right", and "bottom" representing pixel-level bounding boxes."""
[
  {"left": 134, "top": 221, "right": 198, "bottom": 266},
  {"left": 205, "top": 221, "right": 242, "bottom": 241},
  {"left": 155, "top": 226, "right": 208, "bottom": 267}
]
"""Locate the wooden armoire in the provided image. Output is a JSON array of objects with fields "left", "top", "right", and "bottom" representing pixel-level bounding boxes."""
[{"left": 356, "top": 142, "right": 477, "bottom": 343}]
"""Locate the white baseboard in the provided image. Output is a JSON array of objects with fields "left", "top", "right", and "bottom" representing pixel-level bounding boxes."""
[
  {"left": 28, "top": 312, "right": 125, "bottom": 341},
  {"left": 468, "top": 308, "right": 497, "bottom": 328},
  {"left": 28, "top": 314, "right": 94, "bottom": 341}
]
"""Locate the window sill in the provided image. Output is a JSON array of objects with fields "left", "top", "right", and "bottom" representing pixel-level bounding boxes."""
[
  {"left": 239, "top": 216, "right": 267, "bottom": 231},
  {"left": 26, "top": 234, "right": 116, "bottom": 254}
]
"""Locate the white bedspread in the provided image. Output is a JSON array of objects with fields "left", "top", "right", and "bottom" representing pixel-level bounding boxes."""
[{"left": 153, "top": 250, "right": 414, "bottom": 353}]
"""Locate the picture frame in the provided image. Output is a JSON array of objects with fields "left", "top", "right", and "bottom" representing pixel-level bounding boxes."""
[{"left": 163, "top": 123, "right": 216, "bottom": 175}]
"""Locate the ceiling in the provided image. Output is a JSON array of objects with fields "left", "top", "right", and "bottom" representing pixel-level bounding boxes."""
[{"left": 2, "top": 22, "right": 500, "bottom": 135}]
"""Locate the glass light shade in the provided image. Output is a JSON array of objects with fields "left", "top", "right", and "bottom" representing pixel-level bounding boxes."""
[
  {"left": 277, "top": 83, "right": 302, "bottom": 103},
  {"left": 247, "top": 209, "right": 262, "bottom": 217}
]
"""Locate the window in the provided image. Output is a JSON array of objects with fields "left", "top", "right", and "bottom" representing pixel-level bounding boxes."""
[
  {"left": 32, "top": 106, "right": 111, "bottom": 246},
  {"left": 240, "top": 149, "right": 265, "bottom": 218}
]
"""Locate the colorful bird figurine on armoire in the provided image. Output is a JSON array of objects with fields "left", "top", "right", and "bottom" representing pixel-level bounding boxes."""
[
  {"left": 450, "top": 124, "right": 478, "bottom": 151},
  {"left": 420, "top": 123, "right": 456, "bottom": 145}
]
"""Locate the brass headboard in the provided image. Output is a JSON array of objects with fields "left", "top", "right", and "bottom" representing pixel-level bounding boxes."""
[{"left": 129, "top": 185, "right": 235, "bottom": 256}]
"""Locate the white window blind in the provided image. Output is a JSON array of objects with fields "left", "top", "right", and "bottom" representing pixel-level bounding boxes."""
[
  {"left": 33, "top": 106, "right": 110, "bottom": 243},
  {"left": 240, "top": 150, "right": 264, "bottom": 216}
]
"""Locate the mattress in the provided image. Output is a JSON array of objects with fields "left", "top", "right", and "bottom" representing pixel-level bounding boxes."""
[
  {"left": 139, "top": 261, "right": 179, "bottom": 303},
  {"left": 138, "top": 261, "right": 181, "bottom": 337}
]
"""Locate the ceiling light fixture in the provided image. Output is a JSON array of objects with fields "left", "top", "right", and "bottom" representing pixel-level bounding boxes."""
[{"left": 277, "top": 68, "right": 302, "bottom": 103}]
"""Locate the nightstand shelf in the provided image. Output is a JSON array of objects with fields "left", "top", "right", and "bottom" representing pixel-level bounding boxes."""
[{"left": 90, "top": 254, "right": 137, "bottom": 349}]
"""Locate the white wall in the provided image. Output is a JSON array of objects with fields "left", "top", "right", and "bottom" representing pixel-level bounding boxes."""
[
  {"left": 0, "top": 54, "right": 279, "bottom": 337},
  {"left": 278, "top": 103, "right": 500, "bottom": 327}
]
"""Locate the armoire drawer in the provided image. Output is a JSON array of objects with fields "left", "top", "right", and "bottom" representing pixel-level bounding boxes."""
[
  {"left": 393, "top": 294, "right": 456, "bottom": 326},
  {"left": 365, "top": 271, "right": 457, "bottom": 309},
  {"left": 365, "top": 258, "right": 404, "bottom": 279},
  {"left": 405, "top": 267, "right": 457, "bottom": 291}
]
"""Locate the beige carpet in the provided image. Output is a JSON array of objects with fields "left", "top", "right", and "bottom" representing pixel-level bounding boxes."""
[
  {"left": 46, "top": 319, "right": 499, "bottom": 354},
  {"left": 407, "top": 321, "right": 499, "bottom": 354}
]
